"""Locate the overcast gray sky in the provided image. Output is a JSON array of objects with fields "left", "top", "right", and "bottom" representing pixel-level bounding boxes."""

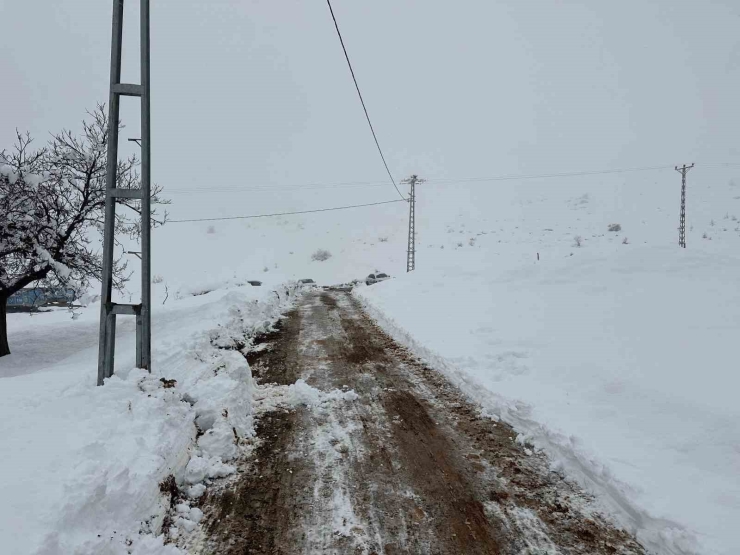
[{"left": 1, "top": 0, "right": 738, "bottom": 220}]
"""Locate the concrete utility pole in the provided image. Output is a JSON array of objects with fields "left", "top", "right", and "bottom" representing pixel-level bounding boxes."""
[
  {"left": 97, "top": 0, "right": 152, "bottom": 385},
  {"left": 402, "top": 175, "right": 424, "bottom": 272},
  {"left": 675, "top": 163, "right": 694, "bottom": 248}
]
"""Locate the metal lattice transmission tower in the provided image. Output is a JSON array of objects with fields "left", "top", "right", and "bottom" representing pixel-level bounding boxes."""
[
  {"left": 97, "top": 0, "right": 152, "bottom": 385},
  {"left": 675, "top": 163, "right": 694, "bottom": 249},
  {"left": 402, "top": 175, "right": 424, "bottom": 272}
]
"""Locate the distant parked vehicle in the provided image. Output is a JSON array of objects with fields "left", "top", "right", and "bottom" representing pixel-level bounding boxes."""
[
  {"left": 365, "top": 273, "right": 390, "bottom": 286},
  {"left": 247, "top": 280, "right": 262, "bottom": 286},
  {"left": 7, "top": 287, "right": 77, "bottom": 311},
  {"left": 298, "top": 279, "right": 317, "bottom": 286}
]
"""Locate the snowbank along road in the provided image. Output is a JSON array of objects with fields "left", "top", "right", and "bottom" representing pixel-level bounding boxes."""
[{"left": 187, "top": 291, "right": 645, "bottom": 554}]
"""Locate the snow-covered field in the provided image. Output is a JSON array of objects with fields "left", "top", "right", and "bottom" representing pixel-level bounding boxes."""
[
  {"left": 2, "top": 164, "right": 739, "bottom": 554},
  {"left": 0, "top": 282, "right": 297, "bottom": 554},
  {"left": 354, "top": 168, "right": 740, "bottom": 555},
  {"left": 357, "top": 247, "right": 740, "bottom": 555},
  {"left": 148, "top": 163, "right": 740, "bottom": 555}
]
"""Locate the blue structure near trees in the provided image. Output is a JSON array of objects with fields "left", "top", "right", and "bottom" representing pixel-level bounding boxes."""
[{"left": 7, "top": 288, "right": 76, "bottom": 307}]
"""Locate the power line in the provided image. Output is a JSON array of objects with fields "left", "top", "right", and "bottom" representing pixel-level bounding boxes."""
[
  {"left": 425, "top": 162, "right": 740, "bottom": 184},
  {"left": 425, "top": 164, "right": 676, "bottom": 184},
  {"left": 168, "top": 198, "right": 406, "bottom": 223},
  {"left": 164, "top": 165, "right": 669, "bottom": 196},
  {"left": 699, "top": 162, "right": 740, "bottom": 168},
  {"left": 161, "top": 161, "right": 740, "bottom": 196},
  {"left": 167, "top": 181, "right": 390, "bottom": 195},
  {"left": 325, "top": 0, "right": 405, "bottom": 201},
  {"left": 168, "top": 178, "right": 390, "bottom": 193}
]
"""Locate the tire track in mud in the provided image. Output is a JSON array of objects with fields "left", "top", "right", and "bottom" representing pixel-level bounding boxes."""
[
  {"left": 197, "top": 307, "right": 312, "bottom": 553},
  {"left": 194, "top": 291, "right": 645, "bottom": 555}
]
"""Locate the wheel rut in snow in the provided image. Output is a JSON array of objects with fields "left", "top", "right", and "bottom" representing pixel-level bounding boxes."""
[{"left": 196, "top": 291, "right": 645, "bottom": 554}]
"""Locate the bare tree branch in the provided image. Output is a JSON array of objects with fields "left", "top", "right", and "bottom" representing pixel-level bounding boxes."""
[{"left": 1, "top": 105, "right": 169, "bottom": 304}]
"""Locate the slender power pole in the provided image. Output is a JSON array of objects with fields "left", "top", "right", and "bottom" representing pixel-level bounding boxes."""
[
  {"left": 675, "top": 163, "right": 694, "bottom": 248},
  {"left": 97, "top": 0, "right": 152, "bottom": 385},
  {"left": 402, "top": 175, "right": 424, "bottom": 272}
]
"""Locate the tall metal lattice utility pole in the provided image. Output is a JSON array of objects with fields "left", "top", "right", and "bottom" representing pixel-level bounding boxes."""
[
  {"left": 402, "top": 175, "right": 424, "bottom": 272},
  {"left": 675, "top": 163, "right": 694, "bottom": 249},
  {"left": 98, "top": 0, "right": 152, "bottom": 385}
]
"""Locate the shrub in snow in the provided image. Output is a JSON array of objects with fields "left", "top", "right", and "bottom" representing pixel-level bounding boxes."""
[
  {"left": 311, "top": 249, "right": 332, "bottom": 262},
  {"left": 608, "top": 223, "right": 622, "bottom": 232},
  {"left": 378, "top": 237, "right": 389, "bottom": 243},
  {"left": 153, "top": 274, "right": 164, "bottom": 284},
  {"left": 573, "top": 235, "right": 583, "bottom": 247}
]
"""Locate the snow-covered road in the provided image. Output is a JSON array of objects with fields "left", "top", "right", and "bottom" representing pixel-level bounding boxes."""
[{"left": 189, "top": 291, "right": 644, "bottom": 554}]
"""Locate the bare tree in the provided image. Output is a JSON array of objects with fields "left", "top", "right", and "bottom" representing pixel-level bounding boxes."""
[{"left": 0, "top": 106, "right": 169, "bottom": 357}]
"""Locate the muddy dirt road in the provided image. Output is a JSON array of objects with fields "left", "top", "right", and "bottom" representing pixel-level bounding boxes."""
[{"left": 194, "top": 291, "right": 644, "bottom": 554}]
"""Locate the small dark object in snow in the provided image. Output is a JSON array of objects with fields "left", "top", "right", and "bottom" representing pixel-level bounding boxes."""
[
  {"left": 160, "top": 377, "right": 177, "bottom": 389},
  {"left": 159, "top": 474, "right": 180, "bottom": 542},
  {"left": 159, "top": 474, "right": 179, "bottom": 499},
  {"left": 247, "top": 280, "right": 262, "bottom": 286},
  {"left": 311, "top": 249, "right": 332, "bottom": 261}
]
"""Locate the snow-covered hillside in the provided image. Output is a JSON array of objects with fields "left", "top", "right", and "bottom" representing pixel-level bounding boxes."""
[
  {"left": 2, "top": 161, "right": 739, "bottom": 554},
  {"left": 351, "top": 166, "right": 740, "bottom": 555},
  {"left": 145, "top": 162, "right": 740, "bottom": 555},
  {"left": 147, "top": 163, "right": 740, "bottom": 286},
  {"left": 150, "top": 186, "right": 409, "bottom": 290}
]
